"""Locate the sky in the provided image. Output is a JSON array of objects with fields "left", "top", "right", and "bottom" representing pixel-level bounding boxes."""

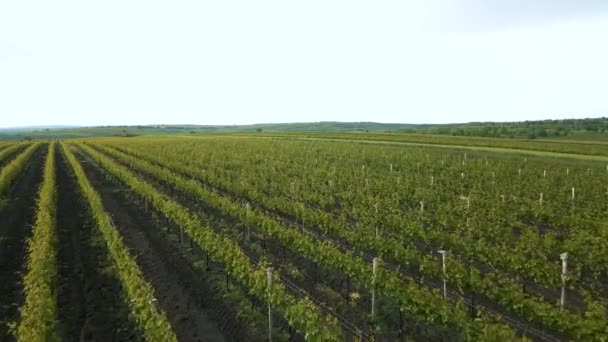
[{"left": 1, "top": 1, "right": 607, "bottom": 127}]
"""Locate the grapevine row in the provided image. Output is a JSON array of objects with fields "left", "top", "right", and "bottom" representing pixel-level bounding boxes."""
[
  {"left": 98, "top": 138, "right": 607, "bottom": 339},
  {"left": 83, "top": 142, "right": 518, "bottom": 340},
  {"left": 72, "top": 142, "right": 344, "bottom": 341},
  {"left": 114, "top": 138, "right": 607, "bottom": 294},
  {"left": 0, "top": 143, "right": 41, "bottom": 196},
  {"left": 16, "top": 143, "right": 58, "bottom": 341},
  {"left": 60, "top": 142, "right": 178, "bottom": 341},
  {"left": 0, "top": 143, "right": 26, "bottom": 165},
  {"left": 246, "top": 132, "right": 608, "bottom": 157}
]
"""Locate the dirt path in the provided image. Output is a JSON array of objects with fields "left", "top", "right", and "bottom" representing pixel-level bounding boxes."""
[
  {"left": 55, "top": 147, "right": 141, "bottom": 341},
  {"left": 78, "top": 153, "right": 229, "bottom": 342},
  {"left": 0, "top": 147, "right": 45, "bottom": 341}
]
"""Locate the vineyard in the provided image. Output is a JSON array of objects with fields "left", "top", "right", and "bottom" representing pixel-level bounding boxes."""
[{"left": 0, "top": 135, "right": 607, "bottom": 341}]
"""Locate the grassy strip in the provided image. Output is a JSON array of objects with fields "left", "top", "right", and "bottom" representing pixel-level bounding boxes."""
[
  {"left": 17, "top": 143, "right": 59, "bottom": 341},
  {"left": 61, "top": 142, "right": 177, "bottom": 341},
  {"left": 0, "top": 143, "right": 41, "bottom": 196},
  {"left": 74, "top": 142, "right": 344, "bottom": 340}
]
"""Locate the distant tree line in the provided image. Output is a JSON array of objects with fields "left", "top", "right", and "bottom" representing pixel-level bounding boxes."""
[{"left": 402, "top": 117, "right": 608, "bottom": 139}]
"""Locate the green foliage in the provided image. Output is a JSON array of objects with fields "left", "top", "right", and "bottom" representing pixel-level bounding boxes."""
[
  {"left": 17, "top": 143, "right": 59, "bottom": 341},
  {"left": 61, "top": 142, "right": 177, "bottom": 342},
  {"left": 403, "top": 117, "right": 608, "bottom": 139},
  {"left": 87, "top": 141, "right": 517, "bottom": 339},
  {"left": 0, "top": 143, "right": 40, "bottom": 197},
  {"left": 0, "top": 143, "right": 28, "bottom": 166},
  {"left": 253, "top": 132, "right": 608, "bottom": 157},
  {"left": 95, "top": 136, "right": 608, "bottom": 340},
  {"left": 75, "top": 142, "right": 343, "bottom": 341}
]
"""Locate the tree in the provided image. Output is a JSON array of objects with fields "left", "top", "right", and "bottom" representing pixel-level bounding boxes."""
[{"left": 535, "top": 129, "right": 548, "bottom": 137}]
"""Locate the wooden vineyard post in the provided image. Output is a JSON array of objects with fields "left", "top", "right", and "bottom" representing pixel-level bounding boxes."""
[
  {"left": 267, "top": 267, "right": 273, "bottom": 341},
  {"left": 345, "top": 275, "right": 351, "bottom": 302},
  {"left": 430, "top": 175, "right": 434, "bottom": 188},
  {"left": 149, "top": 298, "right": 159, "bottom": 312},
  {"left": 371, "top": 257, "right": 378, "bottom": 320},
  {"left": 560, "top": 253, "right": 568, "bottom": 308},
  {"left": 571, "top": 187, "right": 575, "bottom": 201},
  {"left": 374, "top": 202, "right": 379, "bottom": 238},
  {"left": 180, "top": 225, "right": 184, "bottom": 245},
  {"left": 467, "top": 256, "right": 476, "bottom": 318},
  {"left": 419, "top": 201, "right": 424, "bottom": 227},
  {"left": 245, "top": 203, "right": 251, "bottom": 241},
  {"left": 539, "top": 193, "right": 543, "bottom": 206},
  {"left": 438, "top": 249, "right": 447, "bottom": 300}
]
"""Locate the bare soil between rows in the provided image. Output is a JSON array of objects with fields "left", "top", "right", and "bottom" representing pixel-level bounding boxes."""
[
  {"left": 55, "top": 146, "right": 141, "bottom": 341},
  {"left": 0, "top": 145, "right": 28, "bottom": 170},
  {"left": 0, "top": 146, "right": 45, "bottom": 341},
  {"left": 77, "top": 151, "right": 236, "bottom": 341}
]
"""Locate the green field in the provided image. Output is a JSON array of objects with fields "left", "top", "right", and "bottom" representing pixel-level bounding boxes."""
[
  {"left": 1, "top": 132, "right": 607, "bottom": 341},
  {"left": 2, "top": 118, "right": 608, "bottom": 143}
]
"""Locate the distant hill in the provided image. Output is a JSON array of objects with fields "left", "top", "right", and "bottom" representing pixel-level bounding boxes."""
[
  {"left": 189, "top": 122, "right": 424, "bottom": 132},
  {"left": 0, "top": 125, "right": 80, "bottom": 132},
  {"left": 0, "top": 118, "right": 607, "bottom": 141},
  {"left": 0, "top": 122, "right": 420, "bottom": 140}
]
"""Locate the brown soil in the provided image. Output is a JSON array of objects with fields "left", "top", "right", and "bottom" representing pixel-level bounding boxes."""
[
  {"left": 77, "top": 152, "right": 231, "bottom": 342},
  {"left": 55, "top": 146, "right": 141, "bottom": 341},
  {"left": 0, "top": 146, "right": 45, "bottom": 341}
]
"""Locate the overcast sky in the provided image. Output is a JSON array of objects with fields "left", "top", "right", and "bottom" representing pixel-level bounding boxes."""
[{"left": 1, "top": 1, "right": 607, "bottom": 127}]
